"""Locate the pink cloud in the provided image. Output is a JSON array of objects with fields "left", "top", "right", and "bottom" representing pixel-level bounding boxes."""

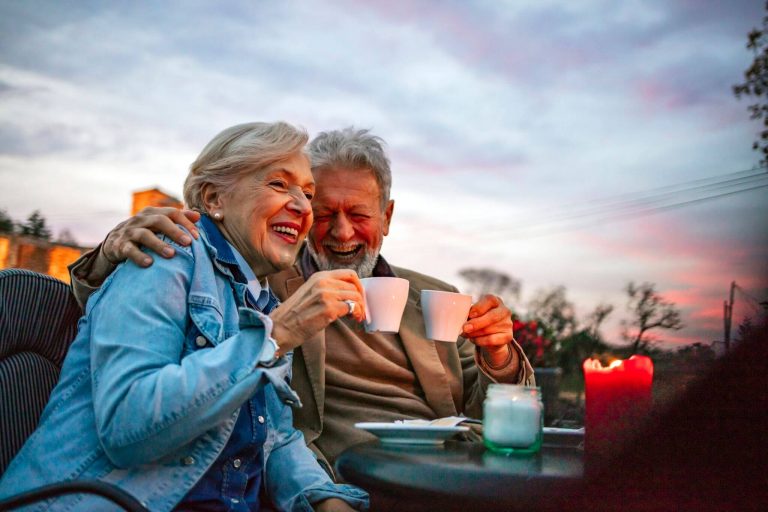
[
  {"left": 577, "top": 211, "right": 766, "bottom": 347},
  {"left": 634, "top": 78, "right": 703, "bottom": 114}
]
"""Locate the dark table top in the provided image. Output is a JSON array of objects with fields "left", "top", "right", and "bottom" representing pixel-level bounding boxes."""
[{"left": 335, "top": 431, "right": 584, "bottom": 512}]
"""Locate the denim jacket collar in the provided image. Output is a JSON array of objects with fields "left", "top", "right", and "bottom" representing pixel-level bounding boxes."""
[
  {"left": 199, "top": 214, "right": 246, "bottom": 283},
  {"left": 199, "top": 214, "right": 275, "bottom": 311}
]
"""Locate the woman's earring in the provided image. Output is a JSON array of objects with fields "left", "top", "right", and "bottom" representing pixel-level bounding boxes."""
[{"left": 213, "top": 212, "right": 223, "bottom": 220}]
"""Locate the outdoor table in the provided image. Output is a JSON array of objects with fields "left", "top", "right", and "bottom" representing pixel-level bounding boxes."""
[{"left": 335, "top": 430, "right": 584, "bottom": 512}]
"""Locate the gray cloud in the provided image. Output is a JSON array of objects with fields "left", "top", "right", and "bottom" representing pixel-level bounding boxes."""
[{"left": 0, "top": 0, "right": 764, "bottom": 345}]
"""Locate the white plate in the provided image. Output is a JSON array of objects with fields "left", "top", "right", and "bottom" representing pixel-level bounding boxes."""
[{"left": 355, "top": 422, "right": 469, "bottom": 445}]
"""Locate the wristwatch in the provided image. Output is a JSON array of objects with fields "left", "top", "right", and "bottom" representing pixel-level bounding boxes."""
[{"left": 258, "top": 336, "right": 281, "bottom": 367}]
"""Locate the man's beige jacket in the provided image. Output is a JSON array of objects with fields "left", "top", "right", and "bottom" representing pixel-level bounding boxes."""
[{"left": 268, "top": 261, "right": 535, "bottom": 453}]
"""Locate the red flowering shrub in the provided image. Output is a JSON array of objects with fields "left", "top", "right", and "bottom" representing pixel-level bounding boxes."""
[{"left": 513, "top": 318, "right": 554, "bottom": 367}]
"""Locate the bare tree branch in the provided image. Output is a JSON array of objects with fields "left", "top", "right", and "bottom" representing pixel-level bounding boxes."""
[{"left": 623, "top": 281, "right": 684, "bottom": 353}]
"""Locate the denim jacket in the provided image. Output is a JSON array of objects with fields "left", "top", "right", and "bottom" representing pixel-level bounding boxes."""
[{"left": 0, "top": 221, "right": 369, "bottom": 511}]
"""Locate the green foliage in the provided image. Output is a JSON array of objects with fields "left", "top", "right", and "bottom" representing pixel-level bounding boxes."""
[
  {"left": 733, "top": 1, "right": 768, "bottom": 166},
  {"left": 675, "top": 342, "right": 716, "bottom": 367},
  {"left": 18, "top": 210, "right": 52, "bottom": 240},
  {"left": 0, "top": 208, "right": 14, "bottom": 234},
  {"left": 557, "top": 329, "right": 609, "bottom": 375},
  {"left": 736, "top": 315, "right": 768, "bottom": 344},
  {"left": 527, "top": 286, "right": 577, "bottom": 341}
]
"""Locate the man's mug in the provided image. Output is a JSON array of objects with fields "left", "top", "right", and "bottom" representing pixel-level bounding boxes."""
[
  {"left": 420, "top": 290, "right": 472, "bottom": 342},
  {"left": 360, "top": 277, "right": 409, "bottom": 333}
]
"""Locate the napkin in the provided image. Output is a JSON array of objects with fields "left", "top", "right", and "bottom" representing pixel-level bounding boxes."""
[
  {"left": 395, "top": 416, "right": 481, "bottom": 428},
  {"left": 395, "top": 416, "right": 483, "bottom": 440}
]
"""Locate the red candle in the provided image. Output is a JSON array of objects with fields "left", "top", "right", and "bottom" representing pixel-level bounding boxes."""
[{"left": 582, "top": 355, "right": 654, "bottom": 457}]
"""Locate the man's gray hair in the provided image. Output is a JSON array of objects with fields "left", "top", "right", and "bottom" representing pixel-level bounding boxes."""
[
  {"left": 308, "top": 127, "right": 392, "bottom": 210},
  {"left": 184, "top": 121, "right": 308, "bottom": 211}
]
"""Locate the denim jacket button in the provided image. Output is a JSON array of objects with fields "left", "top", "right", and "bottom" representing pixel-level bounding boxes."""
[
  {"left": 232, "top": 458, "right": 242, "bottom": 469},
  {"left": 195, "top": 336, "right": 207, "bottom": 348},
  {"left": 257, "top": 415, "right": 265, "bottom": 424},
  {"left": 181, "top": 456, "right": 196, "bottom": 465}
]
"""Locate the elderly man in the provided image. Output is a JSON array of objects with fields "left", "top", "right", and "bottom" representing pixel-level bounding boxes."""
[{"left": 70, "top": 128, "right": 534, "bottom": 472}]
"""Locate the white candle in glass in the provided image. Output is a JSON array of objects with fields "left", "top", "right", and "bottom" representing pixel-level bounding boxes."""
[{"left": 483, "top": 385, "right": 543, "bottom": 453}]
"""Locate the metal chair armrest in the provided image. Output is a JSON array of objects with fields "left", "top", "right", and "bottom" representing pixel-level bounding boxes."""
[{"left": 0, "top": 480, "right": 148, "bottom": 512}]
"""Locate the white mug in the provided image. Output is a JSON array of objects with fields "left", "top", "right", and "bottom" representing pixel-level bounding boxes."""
[
  {"left": 360, "top": 277, "right": 410, "bottom": 333},
  {"left": 420, "top": 290, "right": 473, "bottom": 342}
]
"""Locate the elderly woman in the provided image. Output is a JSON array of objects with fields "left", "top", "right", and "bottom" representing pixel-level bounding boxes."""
[{"left": 0, "top": 122, "right": 369, "bottom": 511}]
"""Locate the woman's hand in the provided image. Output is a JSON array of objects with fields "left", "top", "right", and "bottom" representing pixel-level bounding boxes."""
[{"left": 269, "top": 269, "right": 366, "bottom": 353}]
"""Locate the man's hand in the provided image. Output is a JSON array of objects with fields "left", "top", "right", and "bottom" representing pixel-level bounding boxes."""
[
  {"left": 462, "top": 294, "right": 515, "bottom": 367},
  {"left": 269, "top": 269, "right": 366, "bottom": 353},
  {"left": 102, "top": 207, "right": 200, "bottom": 267},
  {"left": 314, "top": 498, "right": 357, "bottom": 512}
]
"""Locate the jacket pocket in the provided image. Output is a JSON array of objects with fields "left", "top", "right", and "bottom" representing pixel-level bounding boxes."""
[{"left": 188, "top": 293, "right": 224, "bottom": 346}]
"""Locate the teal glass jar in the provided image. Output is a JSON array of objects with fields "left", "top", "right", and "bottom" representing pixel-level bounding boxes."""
[{"left": 483, "top": 384, "right": 543, "bottom": 455}]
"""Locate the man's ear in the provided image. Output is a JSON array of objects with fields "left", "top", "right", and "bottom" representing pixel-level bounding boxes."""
[
  {"left": 200, "top": 183, "right": 225, "bottom": 215},
  {"left": 382, "top": 199, "right": 395, "bottom": 236}
]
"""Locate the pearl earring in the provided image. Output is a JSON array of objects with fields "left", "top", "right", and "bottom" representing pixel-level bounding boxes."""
[{"left": 213, "top": 212, "right": 222, "bottom": 220}]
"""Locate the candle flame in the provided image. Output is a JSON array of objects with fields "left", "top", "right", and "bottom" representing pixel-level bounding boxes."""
[{"left": 582, "top": 357, "right": 627, "bottom": 371}]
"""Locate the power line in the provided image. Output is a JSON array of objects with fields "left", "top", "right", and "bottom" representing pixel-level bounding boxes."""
[
  {"left": 397, "top": 178, "right": 768, "bottom": 249},
  {"left": 735, "top": 285, "right": 768, "bottom": 312},
  {"left": 556, "top": 166, "right": 766, "bottom": 209},
  {"left": 461, "top": 167, "right": 768, "bottom": 231},
  {"left": 511, "top": 173, "right": 764, "bottom": 234},
  {"left": 445, "top": 173, "right": 768, "bottom": 243},
  {"left": 507, "top": 182, "right": 768, "bottom": 239}
]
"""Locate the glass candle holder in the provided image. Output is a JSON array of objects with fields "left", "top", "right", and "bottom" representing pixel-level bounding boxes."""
[{"left": 483, "top": 384, "right": 543, "bottom": 455}]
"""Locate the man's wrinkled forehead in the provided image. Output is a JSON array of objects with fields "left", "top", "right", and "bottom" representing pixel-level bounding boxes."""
[{"left": 312, "top": 165, "right": 383, "bottom": 207}]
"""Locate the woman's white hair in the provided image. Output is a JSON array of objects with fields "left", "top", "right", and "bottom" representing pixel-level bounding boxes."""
[{"left": 183, "top": 121, "right": 308, "bottom": 211}]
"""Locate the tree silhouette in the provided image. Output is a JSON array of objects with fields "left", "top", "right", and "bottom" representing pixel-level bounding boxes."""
[
  {"left": 585, "top": 303, "right": 614, "bottom": 339},
  {"left": 0, "top": 208, "right": 14, "bottom": 234},
  {"left": 458, "top": 267, "right": 521, "bottom": 305},
  {"left": 735, "top": 315, "right": 768, "bottom": 345},
  {"left": 733, "top": 1, "right": 768, "bottom": 166},
  {"left": 56, "top": 228, "right": 78, "bottom": 245},
  {"left": 19, "top": 210, "right": 51, "bottom": 240},
  {"left": 558, "top": 330, "right": 609, "bottom": 376},
  {"left": 622, "top": 282, "right": 683, "bottom": 353},
  {"left": 527, "top": 285, "right": 577, "bottom": 341}
]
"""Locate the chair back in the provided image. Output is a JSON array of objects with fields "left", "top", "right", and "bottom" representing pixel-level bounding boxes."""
[{"left": 0, "top": 269, "right": 82, "bottom": 475}]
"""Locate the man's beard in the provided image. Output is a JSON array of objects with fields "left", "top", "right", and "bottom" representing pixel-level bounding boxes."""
[{"left": 307, "top": 243, "right": 380, "bottom": 278}]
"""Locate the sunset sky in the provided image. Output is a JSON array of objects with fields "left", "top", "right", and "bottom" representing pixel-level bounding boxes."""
[{"left": 1, "top": 0, "right": 766, "bottom": 349}]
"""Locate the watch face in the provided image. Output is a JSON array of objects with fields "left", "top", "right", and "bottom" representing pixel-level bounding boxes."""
[{"left": 259, "top": 337, "right": 278, "bottom": 363}]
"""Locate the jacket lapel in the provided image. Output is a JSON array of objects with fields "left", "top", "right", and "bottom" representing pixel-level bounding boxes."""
[{"left": 398, "top": 289, "right": 460, "bottom": 417}]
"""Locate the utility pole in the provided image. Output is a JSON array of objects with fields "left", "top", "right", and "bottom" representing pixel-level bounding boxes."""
[{"left": 723, "top": 281, "right": 736, "bottom": 352}]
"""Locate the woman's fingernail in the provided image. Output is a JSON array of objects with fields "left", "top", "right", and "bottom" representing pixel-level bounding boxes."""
[
  {"left": 180, "top": 235, "right": 192, "bottom": 245},
  {"left": 142, "top": 258, "right": 152, "bottom": 266},
  {"left": 162, "top": 247, "right": 175, "bottom": 257}
]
